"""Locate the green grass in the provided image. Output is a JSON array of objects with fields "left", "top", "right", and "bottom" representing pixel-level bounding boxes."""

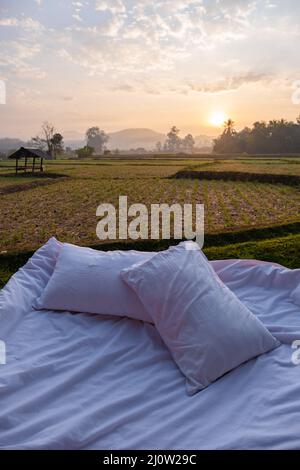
[
  {"left": 206, "top": 234, "right": 300, "bottom": 268},
  {"left": 1, "top": 231, "right": 300, "bottom": 290}
]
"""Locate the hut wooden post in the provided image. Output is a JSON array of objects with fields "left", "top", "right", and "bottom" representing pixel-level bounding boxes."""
[{"left": 9, "top": 147, "right": 49, "bottom": 174}]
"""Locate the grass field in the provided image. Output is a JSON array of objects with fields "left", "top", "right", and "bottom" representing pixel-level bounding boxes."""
[{"left": 1, "top": 155, "right": 300, "bottom": 288}]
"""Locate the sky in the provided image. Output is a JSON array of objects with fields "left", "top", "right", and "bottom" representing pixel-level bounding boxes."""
[{"left": 0, "top": 0, "right": 300, "bottom": 139}]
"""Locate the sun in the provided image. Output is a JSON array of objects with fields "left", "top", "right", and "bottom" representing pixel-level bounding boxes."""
[{"left": 209, "top": 110, "right": 226, "bottom": 127}]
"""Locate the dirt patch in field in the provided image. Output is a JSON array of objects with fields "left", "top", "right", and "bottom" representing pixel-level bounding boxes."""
[
  {"left": 172, "top": 170, "right": 300, "bottom": 186},
  {"left": 0, "top": 175, "right": 68, "bottom": 195},
  {"left": 0, "top": 171, "right": 67, "bottom": 179}
]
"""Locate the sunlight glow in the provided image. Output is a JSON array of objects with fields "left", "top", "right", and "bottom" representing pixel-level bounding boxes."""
[{"left": 209, "top": 111, "right": 227, "bottom": 127}]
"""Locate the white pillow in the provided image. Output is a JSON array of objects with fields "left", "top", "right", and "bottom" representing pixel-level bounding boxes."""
[
  {"left": 34, "top": 242, "right": 156, "bottom": 322},
  {"left": 121, "top": 242, "right": 280, "bottom": 395},
  {"left": 291, "top": 284, "right": 300, "bottom": 307}
]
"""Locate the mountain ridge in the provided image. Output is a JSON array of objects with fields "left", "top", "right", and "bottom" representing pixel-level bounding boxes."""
[{"left": 0, "top": 128, "right": 214, "bottom": 152}]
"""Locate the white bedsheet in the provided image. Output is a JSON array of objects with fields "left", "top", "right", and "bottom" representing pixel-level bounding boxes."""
[{"left": 1, "top": 246, "right": 300, "bottom": 449}]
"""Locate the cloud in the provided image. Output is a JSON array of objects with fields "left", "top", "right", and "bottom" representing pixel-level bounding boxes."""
[
  {"left": 106, "top": 71, "right": 274, "bottom": 97},
  {"left": 0, "top": 0, "right": 297, "bottom": 104},
  {"left": 13, "top": 42, "right": 41, "bottom": 59},
  {"left": 189, "top": 73, "right": 272, "bottom": 94},
  {"left": 72, "top": 13, "right": 83, "bottom": 22},
  {"left": 0, "top": 16, "right": 44, "bottom": 31},
  {"left": 0, "top": 18, "right": 19, "bottom": 26},
  {"left": 13, "top": 86, "right": 42, "bottom": 103},
  {"left": 49, "top": 0, "right": 285, "bottom": 90},
  {"left": 60, "top": 95, "right": 75, "bottom": 101},
  {"left": 110, "top": 84, "right": 135, "bottom": 92},
  {"left": 91, "top": 15, "right": 124, "bottom": 36},
  {"left": 0, "top": 39, "right": 45, "bottom": 79},
  {"left": 95, "top": 0, "right": 125, "bottom": 14},
  {"left": 21, "top": 17, "right": 45, "bottom": 31},
  {"left": 0, "top": 0, "right": 269, "bottom": 85}
]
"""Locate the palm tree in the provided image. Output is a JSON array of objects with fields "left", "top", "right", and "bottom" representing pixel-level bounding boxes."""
[{"left": 223, "top": 119, "right": 236, "bottom": 136}]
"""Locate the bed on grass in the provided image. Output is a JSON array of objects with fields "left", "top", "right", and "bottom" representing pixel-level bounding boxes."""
[{"left": 0, "top": 239, "right": 300, "bottom": 449}]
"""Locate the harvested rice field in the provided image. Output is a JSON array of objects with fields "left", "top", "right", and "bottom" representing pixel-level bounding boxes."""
[{"left": 0, "top": 156, "right": 300, "bottom": 255}]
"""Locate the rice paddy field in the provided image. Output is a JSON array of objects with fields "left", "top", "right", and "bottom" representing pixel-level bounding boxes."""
[{"left": 1, "top": 155, "right": 300, "bottom": 288}]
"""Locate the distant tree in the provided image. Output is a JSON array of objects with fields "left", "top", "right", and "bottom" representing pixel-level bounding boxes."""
[
  {"left": 51, "top": 133, "right": 64, "bottom": 157},
  {"left": 31, "top": 121, "right": 63, "bottom": 158},
  {"left": 236, "top": 126, "right": 252, "bottom": 153},
  {"left": 103, "top": 149, "right": 111, "bottom": 155},
  {"left": 128, "top": 147, "right": 147, "bottom": 154},
  {"left": 135, "top": 147, "right": 147, "bottom": 154},
  {"left": 293, "top": 117, "right": 300, "bottom": 149},
  {"left": 44, "top": 122, "right": 55, "bottom": 155},
  {"left": 223, "top": 119, "right": 236, "bottom": 136},
  {"left": 76, "top": 145, "right": 94, "bottom": 158},
  {"left": 65, "top": 146, "right": 74, "bottom": 155},
  {"left": 155, "top": 141, "right": 162, "bottom": 152},
  {"left": 30, "top": 135, "right": 47, "bottom": 152},
  {"left": 86, "top": 127, "right": 109, "bottom": 154},
  {"left": 213, "top": 119, "right": 240, "bottom": 153},
  {"left": 165, "top": 126, "right": 181, "bottom": 153},
  {"left": 182, "top": 134, "right": 195, "bottom": 153},
  {"left": 213, "top": 116, "right": 300, "bottom": 154}
]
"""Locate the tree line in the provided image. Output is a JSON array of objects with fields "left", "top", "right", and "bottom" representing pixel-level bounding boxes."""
[
  {"left": 156, "top": 126, "right": 195, "bottom": 153},
  {"left": 30, "top": 122, "right": 110, "bottom": 158},
  {"left": 213, "top": 117, "right": 300, "bottom": 154},
  {"left": 7, "top": 117, "right": 300, "bottom": 159},
  {"left": 29, "top": 123, "right": 197, "bottom": 157}
]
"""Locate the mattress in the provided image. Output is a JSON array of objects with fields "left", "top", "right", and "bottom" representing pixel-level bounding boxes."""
[{"left": 0, "top": 244, "right": 300, "bottom": 449}]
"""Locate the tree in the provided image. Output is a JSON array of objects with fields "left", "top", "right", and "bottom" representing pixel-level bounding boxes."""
[
  {"left": 236, "top": 126, "right": 251, "bottom": 153},
  {"left": 245, "top": 122, "right": 268, "bottom": 153},
  {"left": 76, "top": 145, "right": 94, "bottom": 158},
  {"left": 165, "top": 126, "right": 181, "bottom": 153},
  {"left": 213, "top": 118, "right": 240, "bottom": 153},
  {"left": 30, "top": 121, "right": 63, "bottom": 158},
  {"left": 51, "top": 133, "right": 64, "bottom": 157},
  {"left": 30, "top": 135, "right": 47, "bottom": 152},
  {"left": 86, "top": 127, "right": 109, "bottom": 154},
  {"left": 213, "top": 116, "right": 300, "bottom": 154},
  {"left": 182, "top": 134, "right": 195, "bottom": 153},
  {"left": 155, "top": 141, "right": 162, "bottom": 152},
  {"left": 223, "top": 119, "right": 236, "bottom": 136}
]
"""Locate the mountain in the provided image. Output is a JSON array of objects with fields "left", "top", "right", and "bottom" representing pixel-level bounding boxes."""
[
  {"left": 0, "top": 130, "right": 214, "bottom": 154},
  {"left": 107, "top": 128, "right": 165, "bottom": 151},
  {"left": 64, "top": 139, "right": 85, "bottom": 150},
  {"left": 0, "top": 138, "right": 25, "bottom": 153}
]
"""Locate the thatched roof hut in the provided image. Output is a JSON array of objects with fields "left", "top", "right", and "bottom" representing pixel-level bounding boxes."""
[{"left": 8, "top": 147, "right": 51, "bottom": 174}]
